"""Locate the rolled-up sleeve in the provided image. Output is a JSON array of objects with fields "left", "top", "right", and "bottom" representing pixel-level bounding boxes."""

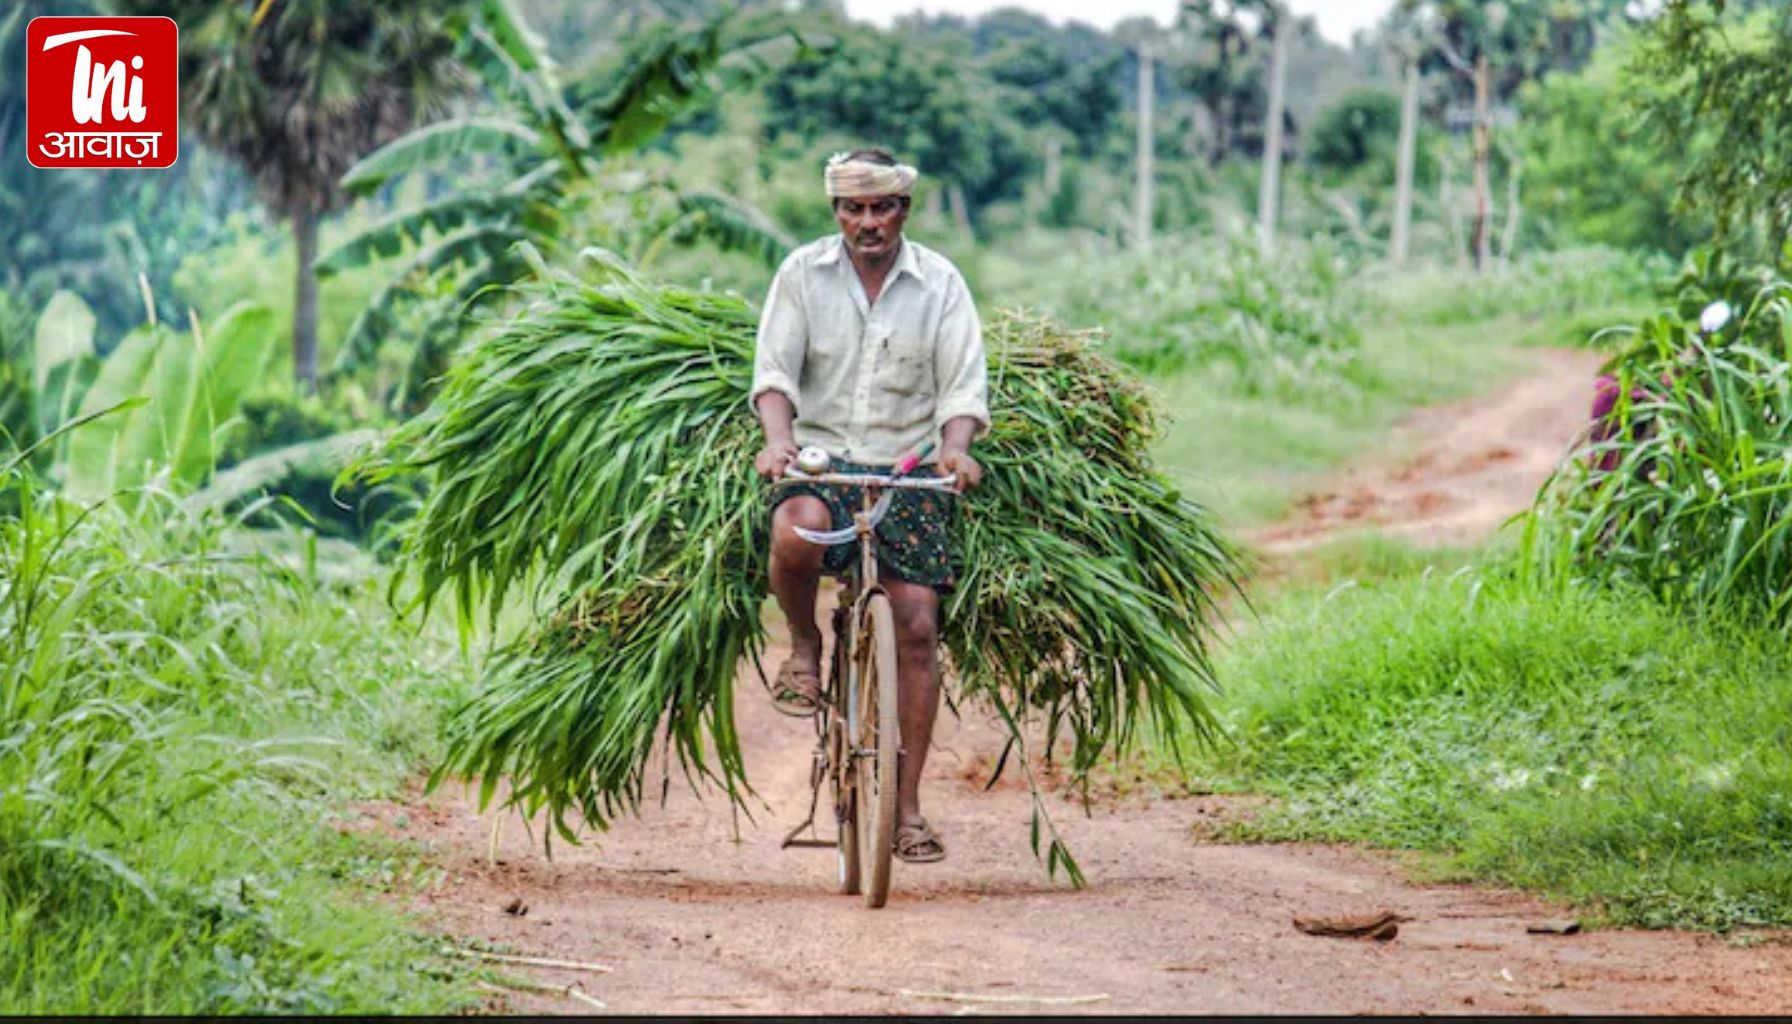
[
  {"left": 751, "top": 259, "right": 806, "bottom": 415},
  {"left": 931, "top": 273, "right": 990, "bottom": 438}
]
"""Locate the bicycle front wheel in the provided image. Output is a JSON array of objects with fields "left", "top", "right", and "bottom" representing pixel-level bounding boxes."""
[{"left": 856, "top": 592, "right": 901, "bottom": 908}]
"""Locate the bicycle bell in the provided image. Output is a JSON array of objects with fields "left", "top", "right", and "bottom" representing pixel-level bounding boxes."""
[{"left": 795, "top": 446, "right": 832, "bottom": 475}]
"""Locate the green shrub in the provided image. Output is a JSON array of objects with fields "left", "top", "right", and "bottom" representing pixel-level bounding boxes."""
[
  {"left": 1519, "top": 35, "right": 1709, "bottom": 255},
  {"left": 1308, "top": 88, "right": 1403, "bottom": 173},
  {"left": 1524, "top": 254, "right": 1792, "bottom": 626}
]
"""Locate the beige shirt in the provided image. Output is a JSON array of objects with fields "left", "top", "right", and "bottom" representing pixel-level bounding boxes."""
[{"left": 750, "top": 234, "right": 990, "bottom": 465}]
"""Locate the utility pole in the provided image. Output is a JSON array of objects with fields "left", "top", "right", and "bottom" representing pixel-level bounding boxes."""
[
  {"left": 1471, "top": 53, "right": 1491, "bottom": 271},
  {"left": 1257, "top": 6, "right": 1290, "bottom": 253},
  {"left": 1135, "top": 41, "right": 1154, "bottom": 252},
  {"left": 1391, "top": 54, "right": 1420, "bottom": 266}
]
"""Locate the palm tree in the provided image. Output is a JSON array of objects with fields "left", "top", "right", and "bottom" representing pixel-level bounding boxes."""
[
  {"left": 113, "top": 0, "right": 469, "bottom": 391},
  {"left": 1174, "top": 0, "right": 1278, "bottom": 165}
]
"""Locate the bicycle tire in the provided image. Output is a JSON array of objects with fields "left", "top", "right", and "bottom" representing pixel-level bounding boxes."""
[{"left": 857, "top": 592, "right": 900, "bottom": 908}]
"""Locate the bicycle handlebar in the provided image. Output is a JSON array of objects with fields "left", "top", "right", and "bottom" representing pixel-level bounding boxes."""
[{"left": 776, "top": 469, "right": 959, "bottom": 490}]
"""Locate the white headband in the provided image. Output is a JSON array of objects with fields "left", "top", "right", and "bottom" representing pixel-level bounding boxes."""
[{"left": 825, "top": 153, "right": 919, "bottom": 198}]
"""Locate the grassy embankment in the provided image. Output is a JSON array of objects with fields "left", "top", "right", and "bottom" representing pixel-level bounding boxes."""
[
  {"left": 0, "top": 469, "right": 483, "bottom": 1012},
  {"left": 1198, "top": 568, "right": 1792, "bottom": 932}
]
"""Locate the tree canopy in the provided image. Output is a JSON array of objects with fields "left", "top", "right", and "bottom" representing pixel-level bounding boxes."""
[{"left": 1632, "top": 0, "right": 1792, "bottom": 253}]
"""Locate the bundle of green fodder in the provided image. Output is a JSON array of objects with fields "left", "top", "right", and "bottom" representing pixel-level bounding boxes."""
[
  {"left": 1523, "top": 259, "right": 1792, "bottom": 626},
  {"left": 362, "top": 254, "right": 1239, "bottom": 873}
]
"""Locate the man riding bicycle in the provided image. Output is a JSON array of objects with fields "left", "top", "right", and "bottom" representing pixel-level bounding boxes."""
[{"left": 750, "top": 148, "right": 989, "bottom": 865}]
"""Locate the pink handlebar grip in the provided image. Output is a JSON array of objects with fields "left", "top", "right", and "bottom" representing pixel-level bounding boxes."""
[{"left": 894, "top": 441, "right": 935, "bottom": 477}]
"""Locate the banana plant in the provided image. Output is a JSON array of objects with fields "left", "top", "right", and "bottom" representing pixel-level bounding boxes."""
[
  {"left": 1, "top": 290, "right": 104, "bottom": 466},
  {"left": 16, "top": 291, "right": 279, "bottom": 505},
  {"left": 317, "top": 1, "right": 820, "bottom": 401},
  {"left": 29, "top": 292, "right": 100, "bottom": 455}
]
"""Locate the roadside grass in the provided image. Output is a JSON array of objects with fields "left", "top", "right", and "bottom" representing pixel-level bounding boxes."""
[
  {"left": 1151, "top": 315, "right": 1511, "bottom": 525},
  {"left": 1245, "top": 531, "right": 1482, "bottom": 589},
  {"left": 1182, "top": 562, "right": 1792, "bottom": 932},
  {"left": 1366, "top": 248, "right": 1665, "bottom": 332},
  {"left": 0, "top": 469, "right": 480, "bottom": 1013}
]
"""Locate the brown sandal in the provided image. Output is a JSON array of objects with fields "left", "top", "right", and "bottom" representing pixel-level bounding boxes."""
[
  {"left": 894, "top": 820, "right": 946, "bottom": 863},
  {"left": 771, "top": 660, "right": 823, "bottom": 718}
]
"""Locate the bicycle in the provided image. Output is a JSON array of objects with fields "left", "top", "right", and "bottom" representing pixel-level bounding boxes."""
[{"left": 773, "top": 447, "right": 956, "bottom": 909}]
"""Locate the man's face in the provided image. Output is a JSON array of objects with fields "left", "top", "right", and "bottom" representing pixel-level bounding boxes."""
[{"left": 834, "top": 194, "right": 909, "bottom": 261}]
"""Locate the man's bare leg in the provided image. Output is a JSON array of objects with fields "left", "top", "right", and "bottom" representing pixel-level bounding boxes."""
[
  {"left": 883, "top": 577, "right": 942, "bottom": 840},
  {"left": 769, "top": 497, "right": 831, "bottom": 692}
]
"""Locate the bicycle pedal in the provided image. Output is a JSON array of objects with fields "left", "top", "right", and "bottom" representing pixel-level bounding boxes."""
[{"left": 781, "top": 838, "right": 838, "bottom": 849}]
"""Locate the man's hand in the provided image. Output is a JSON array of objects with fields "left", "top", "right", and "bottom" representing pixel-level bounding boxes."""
[
  {"left": 938, "top": 449, "right": 982, "bottom": 493},
  {"left": 755, "top": 441, "right": 800, "bottom": 480}
]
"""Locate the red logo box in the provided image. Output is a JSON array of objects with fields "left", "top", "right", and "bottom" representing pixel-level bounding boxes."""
[{"left": 27, "top": 16, "right": 178, "bottom": 169}]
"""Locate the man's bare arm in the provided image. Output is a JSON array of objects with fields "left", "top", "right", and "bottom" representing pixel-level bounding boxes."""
[
  {"left": 938, "top": 415, "right": 983, "bottom": 492},
  {"left": 754, "top": 392, "right": 801, "bottom": 479}
]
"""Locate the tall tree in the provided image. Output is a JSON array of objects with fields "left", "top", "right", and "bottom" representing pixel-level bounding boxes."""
[
  {"left": 1391, "top": 54, "right": 1422, "bottom": 265},
  {"left": 1397, "top": 0, "right": 1644, "bottom": 268},
  {"left": 1632, "top": 1, "right": 1792, "bottom": 254},
  {"left": 115, "top": 0, "right": 469, "bottom": 391},
  {"left": 1382, "top": 7, "right": 1428, "bottom": 267},
  {"left": 762, "top": 15, "right": 1033, "bottom": 212},
  {"left": 1399, "top": 0, "right": 1505, "bottom": 269}
]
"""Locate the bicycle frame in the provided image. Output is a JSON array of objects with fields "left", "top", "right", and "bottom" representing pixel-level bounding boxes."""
[{"left": 772, "top": 464, "right": 956, "bottom": 856}]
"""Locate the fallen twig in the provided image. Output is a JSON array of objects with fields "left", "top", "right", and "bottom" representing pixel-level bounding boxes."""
[
  {"left": 475, "top": 975, "right": 561, "bottom": 995},
  {"left": 899, "top": 989, "right": 1109, "bottom": 1006},
  {"left": 566, "top": 982, "right": 608, "bottom": 1011},
  {"left": 475, "top": 976, "right": 607, "bottom": 1012},
  {"left": 446, "top": 946, "right": 614, "bottom": 974},
  {"left": 1526, "top": 919, "right": 1581, "bottom": 935}
]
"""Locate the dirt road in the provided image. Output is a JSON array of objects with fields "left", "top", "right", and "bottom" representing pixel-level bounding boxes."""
[
  {"left": 1250, "top": 347, "right": 1606, "bottom": 553},
  {"left": 368, "top": 346, "right": 1792, "bottom": 1015}
]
